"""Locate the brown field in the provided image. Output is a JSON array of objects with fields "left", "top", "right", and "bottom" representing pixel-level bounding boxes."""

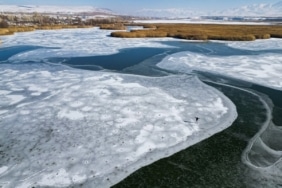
[
  {"left": 111, "top": 23, "right": 282, "bottom": 41},
  {"left": 0, "top": 27, "right": 35, "bottom": 35},
  {"left": 0, "top": 25, "right": 93, "bottom": 36}
]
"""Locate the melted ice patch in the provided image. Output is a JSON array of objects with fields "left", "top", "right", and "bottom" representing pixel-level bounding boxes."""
[
  {"left": 157, "top": 52, "right": 282, "bottom": 90},
  {"left": 0, "top": 27, "right": 178, "bottom": 62},
  {"left": 0, "top": 64, "right": 237, "bottom": 188}
]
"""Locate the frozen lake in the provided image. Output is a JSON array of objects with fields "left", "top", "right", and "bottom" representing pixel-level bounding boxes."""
[{"left": 0, "top": 27, "right": 282, "bottom": 187}]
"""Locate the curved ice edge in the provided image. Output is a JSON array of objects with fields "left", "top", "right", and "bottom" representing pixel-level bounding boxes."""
[
  {"left": 242, "top": 92, "right": 282, "bottom": 168},
  {"left": 194, "top": 81, "right": 282, "bottom": 187},
  {"left": 242, "top": 90, "right": 273, "bottom": 167},
  {"left": 204, "top": 82, "right": 282, "bottom": 171},
  {"left": 102, "top": 77, "right": 238, "bottom": 188},
  {"left": 223, "top": 84, "right": 282, "bottom": 186},
  {"left": 0, "top": 64, "right": 238, "bottom": 188}
]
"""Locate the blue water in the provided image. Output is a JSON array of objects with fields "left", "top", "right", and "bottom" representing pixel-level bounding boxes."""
[
  {"left": 48, "top": 47, "right": 169, "bottom": 71},
  {"left": 2, "top": 41, "right": 282, "bottom": 72}
]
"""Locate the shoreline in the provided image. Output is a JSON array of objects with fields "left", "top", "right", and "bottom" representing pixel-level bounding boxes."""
[{"left": 1, "top": 23, "right": 282, "bottom": 42}]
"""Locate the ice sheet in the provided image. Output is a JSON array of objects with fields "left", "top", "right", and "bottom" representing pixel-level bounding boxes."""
[
  {"left": 0, "top": 27, "right": 178, "bottom": 62},
  {"left": 157, "top": 51, "right": 282, "bottom": 90},
  {"left": 0, "top": 63, "right": 237, "bottom": 188}
]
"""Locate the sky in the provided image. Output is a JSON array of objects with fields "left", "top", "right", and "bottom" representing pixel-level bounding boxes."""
[{"left": 0, "top": 0, "right": 280, "bottom": 13}]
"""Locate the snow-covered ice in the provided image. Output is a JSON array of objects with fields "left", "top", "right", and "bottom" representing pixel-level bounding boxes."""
[
  {"left": 157, "top": 51, "right": 282, "bottom": 90},
  {"left": 0, "top": 63, "right": 237, "bottom": 187},
  {"left": 227, "top": 38, "right": 282, "bottom": 51}
]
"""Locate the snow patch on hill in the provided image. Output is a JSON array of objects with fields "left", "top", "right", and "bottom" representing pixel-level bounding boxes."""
[
  {"left": 136, "top": 1, "right": 282, "bottom": 18},
  {"left": 0, "top": 5, "right": 115, "bottom": 15}
]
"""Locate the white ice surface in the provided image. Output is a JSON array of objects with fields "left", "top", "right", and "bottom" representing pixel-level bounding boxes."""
[
  {"left": 0, "top": 63, "right": 237, "bottom": 188},
  {"left": 157, "top": 51, "right": 282, "bottom": 90},
  {"left": 227, "top": 38, "right": 282, "bottom": 51},
  {"left": 0, "top": 27, "right": 179, "bottom": 62}
]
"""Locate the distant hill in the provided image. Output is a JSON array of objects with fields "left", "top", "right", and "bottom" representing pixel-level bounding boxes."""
[
  {"left": 214, "top": 1, "right": 282, "bottom": 17},
  {"left": 136, "top": 1, "right": 282, "bottom": 18},
  {"left": 0, "top": 5, "right": 115, "bottom": 15},
  {"left": 135, "top": 8, "right": 204, "bottom": 19},
  {"left": 1, "top": 2, "right": 282, "bottom": 19}
]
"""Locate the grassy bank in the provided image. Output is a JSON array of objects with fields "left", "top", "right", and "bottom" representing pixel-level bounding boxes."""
[
  {"left": 0, "top": 26, "right": 35, "bottom": 35},
  {"left": 111, "top": 23, "right": 282, "bottom": 41}
]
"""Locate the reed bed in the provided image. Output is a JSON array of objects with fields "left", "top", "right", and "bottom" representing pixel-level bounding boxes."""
[
  {"left": 111, "top": 23, "right": 282, "bottom": 41},
  {"left": 0, "top": 27, "right": 35, "bottom": 35},
  {"left": 99, "top": 23, "right": 126, "bottom": 30}
]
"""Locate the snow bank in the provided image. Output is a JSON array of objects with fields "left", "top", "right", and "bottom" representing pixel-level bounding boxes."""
[
  {"left": 157, "top": 51, "right": 282, "bottom": 90},
  {"left": 0, "top": 63, "right": 237, "bottom": 188}
]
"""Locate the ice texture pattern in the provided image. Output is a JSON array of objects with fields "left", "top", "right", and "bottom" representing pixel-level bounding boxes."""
[
  {"left": 157, "top": 51, "right": 282, "bottom": 90},
  {"left": 0, "top": 63, "right": 237, "bottom": 187}
]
